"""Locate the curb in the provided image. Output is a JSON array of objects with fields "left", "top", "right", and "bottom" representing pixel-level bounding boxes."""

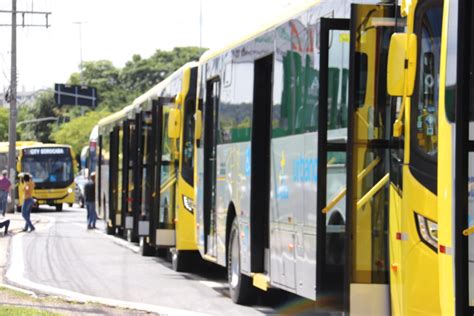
[{"left": 0, "top": 282, "right": 37, "bottom": 298}]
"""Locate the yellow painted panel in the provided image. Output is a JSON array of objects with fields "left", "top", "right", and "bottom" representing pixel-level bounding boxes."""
[
  {"left": 252, "top": 273, "right": 269, "bottom": 291},
  {"left": 389, "top": 185, "right": 403, "bottom": 316}
]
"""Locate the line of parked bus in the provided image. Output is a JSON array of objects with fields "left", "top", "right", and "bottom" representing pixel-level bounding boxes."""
[{"left": 89, "top": 0, "right": 474, "bottom": 314}]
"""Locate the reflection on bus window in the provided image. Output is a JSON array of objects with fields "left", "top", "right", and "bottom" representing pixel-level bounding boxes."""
[{"left": 415, "top": 6, "right": 442, "bottom": 157}]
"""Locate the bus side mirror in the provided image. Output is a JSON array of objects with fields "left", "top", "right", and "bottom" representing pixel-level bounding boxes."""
[
  {"left": 387, "top": 33, "right": 417, "bottom": 97},
  {"left": 168, "top": 108, "right": 181, "bottom": 139},
  {"left": 195, "top": 110, "right": 202, "bottom": 140},
  {"left": 175, "top": 93, "right": 184, "bottom": 106}
]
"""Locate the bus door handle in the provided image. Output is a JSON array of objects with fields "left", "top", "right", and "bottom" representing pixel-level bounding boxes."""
[{"left": 463, "top": 225, "right": 474, "bottom": 236}]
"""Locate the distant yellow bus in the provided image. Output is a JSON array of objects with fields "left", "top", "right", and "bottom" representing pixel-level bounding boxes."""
[
  {"left": 0, "top": 141, "right": 42, "bottom": 171},
  {"left": 17, "top": 144, "right": 76, "bottom": 212}
]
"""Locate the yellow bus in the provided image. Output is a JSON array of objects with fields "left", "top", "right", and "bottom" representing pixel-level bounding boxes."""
[
  {"left": 97, "top": 62, "right": 200, "bottom": 270},
  {"left": 193, "top": 0, "right": 442, "bottom": 313},
  {"left": 385, "top": 0, "right": 444, "bottom": 314},
  {"left": 0, "top": 141, "right": 42, "bottom": 171},
  {"left": 390, "top": 0, "right": 474, "bottom": 314},
  {"left": 17, "top": 144, "right": 76, "bottom": 212}
]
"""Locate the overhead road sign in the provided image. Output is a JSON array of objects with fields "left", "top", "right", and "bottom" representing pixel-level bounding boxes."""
[{"left": 54, "top": 84, "right": 98, "bottom": 107}]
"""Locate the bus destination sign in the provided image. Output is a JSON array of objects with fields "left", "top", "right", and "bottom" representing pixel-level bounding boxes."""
[{"left": 24, "top": 148, "right": 67, "bottom": 155}]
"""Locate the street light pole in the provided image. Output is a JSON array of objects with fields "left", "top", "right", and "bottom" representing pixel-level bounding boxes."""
[
  {"left": 73, "top": 21, "right": 86, "bottom": 116},
  {"left": 73, "top": 21, "right": 85, "bottom": 85},
  {"left": 199, "top": 0, "right": 202, "bottom": 48},
  {"left": 7, "top": 0, "right": 17, "bottom": 213}
]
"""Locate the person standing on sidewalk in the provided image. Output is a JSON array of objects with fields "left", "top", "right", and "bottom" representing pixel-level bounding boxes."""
[
  {"left": 21, "top": 174, "right": 35, "bottom": 232},
  {"left": 84, "top": 172, "right": 97, "bottom": 229},
  {"left": 0, "top": 170, "right": 11, "bottom": 216}
]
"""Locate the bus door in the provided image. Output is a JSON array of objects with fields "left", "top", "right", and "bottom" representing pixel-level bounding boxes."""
[
  {"left": 141, "top": 101, "right": 160, "bottom": 249},
  {"left": 109, "top": 126, "right": 120, "bottom": 233},
  {"left": 122, "top": 119, "right": 131, "bottom": 236},
  {"left": 156, "top": 101, "right": 177, "bottom": 248},
  {"left": 318, "top": 4, "right": 398, "bottom": 313},
  {"left": 106, "top": 128, "right": 119, "bottom": 234},
  {"left": 97, "top": 134, "right": 102, "bottom": 218},
  {"left": 453, "top": 1, "right": 474, "bottom": 314},
  {"left": 131, "top": 112, "right": 143, "bottom": 242},
  {"left": 203, "top": 79, "right": 220, "bottom": 257},
  {"left": 346, "top": 4, "right": 397, "bottom": 314},
  {"left": 139, "top": 109, "right": 154, "bottom": 246},
  {"left": 317, "top": 17, "right": 349, "bottom": 307}
]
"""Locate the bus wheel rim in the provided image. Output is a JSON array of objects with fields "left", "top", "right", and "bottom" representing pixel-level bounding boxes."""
[{"left": 230, "top": 230, "right": 240, "bottom": 289}]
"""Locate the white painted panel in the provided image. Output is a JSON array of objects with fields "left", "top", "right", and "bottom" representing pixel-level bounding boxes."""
[
  {"left": 350, "top": 283, "right": 390, "bottom": 316},
  {"left": 138, "top": 221, "right": 149, "bottom": 236},
  {"left": 125, "top": 216, "right": 133, "bottom": 230},
  {"left": 156, "top": 229, "right": 176, "bottom": 246},
  {"left": 115, "top": 214, "right": 122, "bottom": 226}
]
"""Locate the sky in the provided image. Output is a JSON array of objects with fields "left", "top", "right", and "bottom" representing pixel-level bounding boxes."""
[{"left": 0, "top": 0, "right": 310, "bottom": 93}]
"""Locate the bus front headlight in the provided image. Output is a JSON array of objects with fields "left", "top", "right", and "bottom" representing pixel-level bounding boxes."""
[
  {"left": 67, "top": 188, "right": 73, "bottom": 194},
  {"left": 415, "top": 213, "right": 438, "bottom": 251},
  {"left": 182, "top": 195, "right": 194, "bottom": 213}
]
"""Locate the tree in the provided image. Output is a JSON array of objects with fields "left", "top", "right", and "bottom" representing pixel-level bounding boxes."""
[
  {"left": 20, "top": 46, "right": 207, "bottom": 149},
  {"left": 68, "top": 60, "right": 130, "bottom": 112},
  {"left": 120, "top": 47, "right": 207, "bottom": 96},
  {"left": 19, "top": 90, "right": 59, "bottom": 143},
  {"left": 0, "top": 108, "right": 8, "bottom": 141},
  {"left": 51, "top": 110, "right": 111, "bottom": 156}
]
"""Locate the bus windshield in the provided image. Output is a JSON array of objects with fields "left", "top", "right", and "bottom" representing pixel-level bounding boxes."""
[{"left": 22, "top": 154, "right": 74, "bottom": 187}]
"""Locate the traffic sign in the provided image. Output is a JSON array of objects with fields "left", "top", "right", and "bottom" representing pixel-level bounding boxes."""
[{"left": 54, "top": 84, "right": 98, "bottom": 107}]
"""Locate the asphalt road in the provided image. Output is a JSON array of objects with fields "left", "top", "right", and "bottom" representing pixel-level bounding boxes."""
[{"left": 15, "top": 205, "right": 282, "bottom": 315}]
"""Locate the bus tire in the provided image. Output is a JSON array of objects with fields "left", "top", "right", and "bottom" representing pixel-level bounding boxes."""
[
  {"left": 106, "top": 225, "right": 114, "bottom": 235},
  {"left": 228, "top": 218, "right": 256, "bottom": 305},
  {"left": 140, "top": 237, "right": 155, "bottom": 257},
  {"left": 172, "top": 250, "right": 191, "bottom": 272},
  {"left": 55, "top": 204, "right": 63, "bottom": 212}
]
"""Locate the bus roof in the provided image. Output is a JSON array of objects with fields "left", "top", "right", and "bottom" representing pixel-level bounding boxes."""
[
  {"left": 200, "top": 0, "right": 319, "bottom": 63},
  {"left": 0, "top": 141, "right": 43, "bottom": 153},
  {"left": 19, "top": 143, "right": 72, "bottom": 149},
  {"left": 97, "top": 61, "right": 199, "bottom": 130},
  {"left": 97, "top": 103, "right": 136, "bottom": 128},
  {"left": 132, "top": 61, "right": 199, "bottom": 110}
]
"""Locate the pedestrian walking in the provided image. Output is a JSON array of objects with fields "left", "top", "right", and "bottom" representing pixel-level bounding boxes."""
[
  {"left": 21, "top": 174, "right": 35, "bottom": 232},
  {"left": 84, "top": 172, "right": 97, "bottom": 229},
  {"left": 0, "top": 170, "right": 11, "bottom": 216}
]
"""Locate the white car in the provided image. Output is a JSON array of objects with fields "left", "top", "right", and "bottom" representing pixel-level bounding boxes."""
[{"left": 74, "top": 169, "right": 89, "bottom": 208}]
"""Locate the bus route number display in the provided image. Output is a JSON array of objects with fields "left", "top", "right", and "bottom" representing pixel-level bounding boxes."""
[{"left": 24, "top": 148, "right": 67, "bottom": 155}]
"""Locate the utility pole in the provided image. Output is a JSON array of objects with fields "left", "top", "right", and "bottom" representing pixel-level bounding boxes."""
[
  {"left": 1, "top": 1, "right": 51, "bottom": 212},
  {"left": 7, "top": 0, "right": 17, "bottom": 214}
]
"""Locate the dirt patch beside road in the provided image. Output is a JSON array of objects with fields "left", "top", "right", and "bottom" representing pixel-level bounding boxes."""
[{"left": 0, "top": 286, "right": 157, "bottom": 315}]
